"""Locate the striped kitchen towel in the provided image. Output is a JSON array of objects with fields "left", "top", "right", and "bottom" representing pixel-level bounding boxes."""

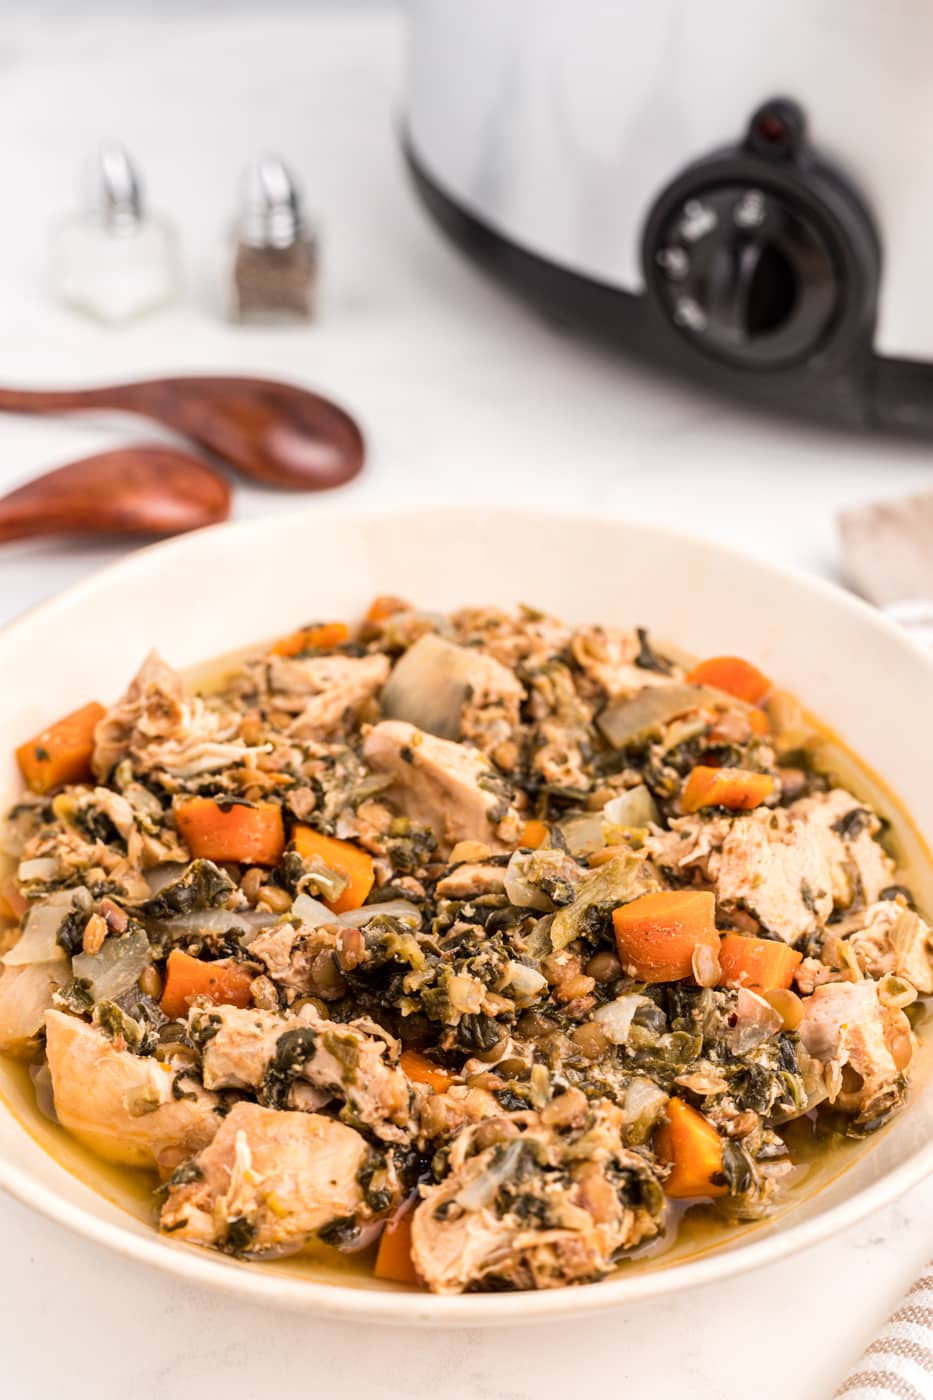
[{"left": 835, "top": 1264, "right": 933, "bottom": 1398}]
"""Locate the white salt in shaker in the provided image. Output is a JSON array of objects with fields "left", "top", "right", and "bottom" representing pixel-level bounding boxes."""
[{"left": 51, "top": 145, "right": 179, "bottom": 323}]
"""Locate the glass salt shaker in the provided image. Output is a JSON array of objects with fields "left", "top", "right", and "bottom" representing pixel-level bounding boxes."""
[
  {"left": 227, "top": 156, "right": 318, "bottom": 324},
  {"left": 51, "top": 145, "right": 178, "bottom": 323}
]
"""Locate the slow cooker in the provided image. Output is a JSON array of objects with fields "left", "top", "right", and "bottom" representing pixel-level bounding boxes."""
[{"left": 406, "top": 1, "right": 933, "bottom": 434}]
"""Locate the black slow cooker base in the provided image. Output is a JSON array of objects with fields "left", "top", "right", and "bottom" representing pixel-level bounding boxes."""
[{"left": 405, "top": 138, "right": 933, "bottom": 441}]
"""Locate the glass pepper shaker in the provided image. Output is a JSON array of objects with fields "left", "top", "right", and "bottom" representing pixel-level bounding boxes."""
[
  {"left": 227, "top": 155, "right": 318, "bottom": 324},
  {"left": 50, "top": 145, "right": 178, "bottom": 323}
]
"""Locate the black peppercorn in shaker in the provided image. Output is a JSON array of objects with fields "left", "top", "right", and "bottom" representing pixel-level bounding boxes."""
[{"left": 228, "top": 156, "right": 318, "bottom": 324}]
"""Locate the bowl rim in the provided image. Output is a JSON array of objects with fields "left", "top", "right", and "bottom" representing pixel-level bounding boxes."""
[{"left": 2, "top": 499, "right": 932, "bottom": 1325}]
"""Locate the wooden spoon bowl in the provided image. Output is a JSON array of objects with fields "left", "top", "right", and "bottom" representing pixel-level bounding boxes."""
[
  {"left": 0, "top": 445, "right": 231, "bottom": 544},
  {"left": 0, "top": 376, "right": 365, "bottom": 491}
]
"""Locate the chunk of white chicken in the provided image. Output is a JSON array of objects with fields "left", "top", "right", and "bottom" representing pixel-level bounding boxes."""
[
  {"left": 434, "top": 862, "right": 508, "bottom": 899},
  {"left": 45, "top": 1010, "right": 220, "bottom": 1171},
  {"left": 843, "top": 900, "right": 933, "bottom": 995},
  {"left": 411, "top": 1093, "right": 664, "bottom": 1294},
  {"left": 256, "top": 653, "right": 389, "bottom": 741},
  {"left": 362, "top": 719, "right": 519, "bottom": 857},
  {"left": 798, "top": 980, "right": 911, "bottom": 1124},
  {"left": 159, "top": 1101, "right": 371, "bottom": 1255},
  {"left": 450, "top": 606, "right": 572, "bottom": 673},
  {"left": 93, "top": 651, "right": 251, "bottom": 781},
  {"left": 191, "top": 1002, "right": 411, "bottom": 1142},
  {"left": 248, "top": 919, "right": 354, "bottom": 1000},
  {"left": 570, "top": 627, "right": 683, "bottom": 700},
  {"left": 653, "top": 808, "right": 833, "bottom": 944},
  {"left": 789, "top": 789, "right": 895, "bottom": 909}
]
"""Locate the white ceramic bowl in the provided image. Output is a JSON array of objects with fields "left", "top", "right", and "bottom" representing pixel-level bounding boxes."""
[{"left": 1, "top": 503, "right": 932, "bottom": 1326}]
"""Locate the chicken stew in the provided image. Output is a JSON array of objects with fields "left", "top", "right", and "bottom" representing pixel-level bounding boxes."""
[{"left": 0, "top": 600, "right": 929, "bottom": 1295}]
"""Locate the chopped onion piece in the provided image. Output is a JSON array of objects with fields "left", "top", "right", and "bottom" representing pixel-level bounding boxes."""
[
  {"left": 0, "top": 804, "right": 41, "bottom": 859},
  {"left": 455, "top": 1139, "right": 523, "bottom": 1212},
  {"left": 730, "top": 987, "right": 783, "bottom": 1054},
  {"left": 658, "top": 717, "right": 709, "bottom": 755},
  {"left": 145, "top": 863, "right": 187, "bottom": 896},
  {"left": 300, "top": 862, "right": 348, "bottom": 904},
  {"left": 17, "top": 856, "right": 60, "bottom": 883},
  {"left": 379, "top": 633, "right": 472, "bottom": 740},
  {"left": 0, "top": 961, "right": 65, "bottom": 1050},
  {"left": 594, "top": 993, "right": 651, "bottom": 1045},
  {"left": 72, "top": 928, "right": 152, "bottom": 1003},
  {"left": 504, "top": 960, "right": 547, "bottom": 999},
  {"left": 2, "top": 889, "right": 78, "bottom": 966},
  {"left": 145, "top": 908, "right": 279, "bottom": 944},
  {"left": 292, "top": 892, "right": 334, "bottom": 927},
  {"left": 559, "top": 813, "right": 605, "bottom": 857},
  {"left": 505, "top": 847, "right": 583, "bottom": 913},
  {"left": 337, "top": 899, "right": 422, "bottom": 928},
  {"left": 29, "top": 1059, "right": 57, "bottom": 1123},
  {"left": 602, "top": 786, "right": 659, "bottom": 830},
  {"left": 621, "top": 1077, "right": 668, "bottom": 1139}
]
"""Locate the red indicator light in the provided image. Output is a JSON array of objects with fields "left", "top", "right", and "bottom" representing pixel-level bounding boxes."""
[{"left": 757, "top": 114, "right": 786, "bottom": 144}]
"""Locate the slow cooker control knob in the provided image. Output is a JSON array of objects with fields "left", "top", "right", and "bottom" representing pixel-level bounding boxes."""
[{"left": 642, "top": 100, "right": 879, "bottom": 373}]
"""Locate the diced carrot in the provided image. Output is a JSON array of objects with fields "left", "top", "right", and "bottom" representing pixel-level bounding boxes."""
[
  {"left": 175, "top": 797, "right": 285, "bottom": 865},
  {"left": 364, "top": 595, "right": 410, "bottom": 625},
  {"left": 655, "top": 1098, "right": 728, "bottom": 1199},
  {"left": 400, "top": 1049, "right": 453, "bottom": 1094},
  {"left": 374, "top": 1199, "right": 420, "bottom": 1285},
  {"left": 746, "top": 707, "right": 770, "bottom": 736},
  {"left": 0, "top": 873, "right": 26, "bottom": 921},
  {"left": 160, "top": 949, "right": 254, "bottom": 1020},
  {"left": 271, "top": 622, "right": 349, "bottom": 658},
  {"left": 518, "top": 819, "right": 548, "bottom": 850},
  {"left": 613, "top": 890, "right": 719, "bottom": 984},
  {"left": 680, "top": 766, "right": 775, "bottom": 814},
  {"left": 686, "top": 656, "right": 771, "bottom": 705},
  {"left": 15, "top": 701, "right": 106, "bottom": 795},
  {"left": 292, "top": 825, "right": 375, "bottom": 914},
  {"left": 718, "top": 933, "right": 802, "bottom": 991}
]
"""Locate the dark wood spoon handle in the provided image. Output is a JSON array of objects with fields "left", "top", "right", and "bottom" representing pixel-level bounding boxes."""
[
  {"left": 0, "top": 376, "right": 365, "bottom": 491},
  {"left": 0, "top": 386, "right": 118, "bottom": 412}
]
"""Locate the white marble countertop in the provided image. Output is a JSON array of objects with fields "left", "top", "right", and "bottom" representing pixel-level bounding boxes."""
[{"left": 2, "top": 5, "right": 933, "bottom": 1397}]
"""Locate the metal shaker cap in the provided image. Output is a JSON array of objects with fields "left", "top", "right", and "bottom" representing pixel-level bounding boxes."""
[
  {"left": 237, "top": 156, "right": 306, "bottom": 250},
  {"left": 86, "top": 144, "right": 145, "bottom": 233}
]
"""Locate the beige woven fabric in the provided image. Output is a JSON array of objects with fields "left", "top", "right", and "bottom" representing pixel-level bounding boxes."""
[{"left": 835, "top": 1267, "right": 933, "bottom": 1398}]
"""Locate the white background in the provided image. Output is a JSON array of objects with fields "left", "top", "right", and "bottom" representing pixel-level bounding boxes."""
[{"left": 1, "top": 5, "right": 933, "bottom": 1397}]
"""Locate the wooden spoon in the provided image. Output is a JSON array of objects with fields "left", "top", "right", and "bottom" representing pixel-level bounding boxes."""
[
  {"left": 0, "top": 445, "right": 231, "bottom": 544},
  {"left": 0, "top": 375, "right": 364, "bottom": 491}
]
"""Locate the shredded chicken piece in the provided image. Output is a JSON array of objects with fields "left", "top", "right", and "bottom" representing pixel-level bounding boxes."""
[
  {"left": 571, "top": 627, "right": 683, "bottom": 700},
  {"left": 789, "top": 789, "right": 896, "bottom": 909},
  {"left": 653, "top": 808, "right": 833, "bottom": 944},
  {"left": 45, "top": 1010, "right": 219, "bottom": 1171},
  {"left": 93, "top": 651, "right": 252, "bottom": 781},
  {"left": 192, "top": 1002, "right": 411, "bottom": 1142},
  {"left": 434, "top": 862, "right": 508, "bottom": 899},
  {"left": 411, "top": 1096, "right": 664, "bottom": 1293},
  {"left": 450, "top": 607, "right": 572, "bottom": 673},
  {"left": 362, "top": 720, "right": 517, "bottom": 857},
  {"left": 248, "top": 920, "right": 351, "bottom": 1000},
  {"left": 159, "top": 1101, "right": 374, "bottom": 1255},
  {"left": 798, "top": 980, "right": 911, "bottom": 1124},
  {"left": 844, "top": 900, "right": 933, "bottom": 994},
  {"left": 248, "top": 653, "right": 389, "bottom": 741},
  {"left": 525, "top": 662, "right": 594, "bottom": 790}
]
